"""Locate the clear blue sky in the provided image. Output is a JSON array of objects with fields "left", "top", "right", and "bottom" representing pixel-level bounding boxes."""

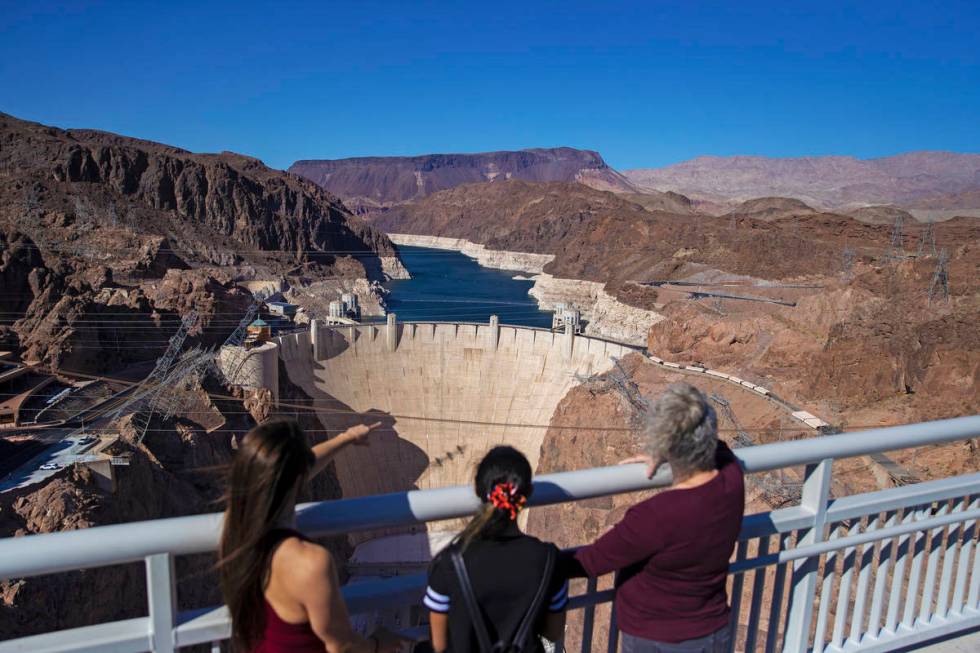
[{"left": 2, "top": 1, "right": 978, "bottom": 171}]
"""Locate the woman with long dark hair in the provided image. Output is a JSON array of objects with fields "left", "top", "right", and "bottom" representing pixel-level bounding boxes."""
[
  {"left": 218, "top": 419, "right": 408, "bottom": 653},
  {"left": 424, "top": 446, "right": 568, "bottom": 652}
]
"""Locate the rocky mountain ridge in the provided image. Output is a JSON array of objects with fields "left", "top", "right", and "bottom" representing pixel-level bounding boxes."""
[
  {"left": 0, "top": 112, "right": 406, "bottom": 371},
  {"left": 624, "top": 151, "right": 980, "bottom": 210},
  {"left": 289, "top": 147, "right": 637, "bottom": 211}
]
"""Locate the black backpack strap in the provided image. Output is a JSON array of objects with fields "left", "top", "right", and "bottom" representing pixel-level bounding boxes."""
[
  {"left": 450, "top": 547, "right": 495, "bottom": 653},
  {"left": 510, "top": 546, "right": 556, "bottom": 651}
]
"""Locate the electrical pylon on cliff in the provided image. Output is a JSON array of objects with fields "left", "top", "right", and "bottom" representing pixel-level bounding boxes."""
[
  {"left": 709, "top": 393, "right": 802, "bottom": 507},
  {"left": 887, "top": 214, "right": 906, "bottom": 261},
  {"left": 109, "top": 311, "right": 198, "bottom": 443},
  {"left": 576, "top": 356, "right": 650, "bottom": 419},
  {"left": 157, "top": 347, "right": 218, "bottom": 420},
  {"left": 917, "top": 222, "right": 937, "bottom": 258},
  {"left": 213, "top": 300, "right": 260, "bottom": 386},
  {"left": 928, "top": 248, "right": 950, "bottom": 304}
]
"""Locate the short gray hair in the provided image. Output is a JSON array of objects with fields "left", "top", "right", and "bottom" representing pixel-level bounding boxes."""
[{"left": 641, "top": 382, "right": 717, "bottom": 478}]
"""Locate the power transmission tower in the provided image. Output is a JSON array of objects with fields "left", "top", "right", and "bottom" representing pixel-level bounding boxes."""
[
  {"left": 157, "top": 347, "right": 217, "bottom": 420},
  {"left": 576, "top": 356, "right": 650, "bottom": 420},
  {"left": 109, "top": 311, "right": 199, "bottom": 443},
  {"left": 842, "top": 245, "right": 856, "bottom": 278},
  {"left": 709, "top": 394, "right": 802, "bottom": 506},
  {"left": 928, "top": 248, "right": 950, "bottom": 304},
  {"left": 887, "top": 214, "right": 906, "bottom": 261},
  {"left": 213, "top": 300, "right": 261, "bottom": 386},
  {"left": 917, "top": 222, "right": 937, "bottom": 258}
]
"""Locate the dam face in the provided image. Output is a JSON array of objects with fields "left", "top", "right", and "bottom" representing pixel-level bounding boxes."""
[{"left": 275, "top": 319, "right": 633, "bottom": 501}]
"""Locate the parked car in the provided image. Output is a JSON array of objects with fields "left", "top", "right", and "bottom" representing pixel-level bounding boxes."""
[{"left": 38, "top": 462, "right": 63, "bottom": 471}]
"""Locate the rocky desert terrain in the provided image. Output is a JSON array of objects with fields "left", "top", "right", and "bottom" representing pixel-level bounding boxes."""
[{"left": 0, "top": 112, "right": 406, "bottom": 373}]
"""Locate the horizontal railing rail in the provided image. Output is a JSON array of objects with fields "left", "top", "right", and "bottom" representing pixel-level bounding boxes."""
[
  {"left": 0, "top": 415, "right": 978, "bottom": 653},
  {"left": 2, "top": 416, "right": 976, "bottom": 579}
]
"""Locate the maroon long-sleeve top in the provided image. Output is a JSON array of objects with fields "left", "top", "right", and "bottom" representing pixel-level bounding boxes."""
[{"left": 574, "top": 442, "right": 745, "bottom": 643}]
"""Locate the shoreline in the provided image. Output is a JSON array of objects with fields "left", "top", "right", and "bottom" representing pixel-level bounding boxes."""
[{"left": 387, "top": 233, "right": 664, "bottom": 345}]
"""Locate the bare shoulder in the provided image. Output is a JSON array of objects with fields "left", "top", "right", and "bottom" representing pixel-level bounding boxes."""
[{"left": 273, "top": 537, "right": 335, "bottom": 583}]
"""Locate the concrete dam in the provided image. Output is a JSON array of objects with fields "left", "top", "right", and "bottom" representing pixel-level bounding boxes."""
[{"left": 266, "top": 317, "right": 634, "bottom": 501}]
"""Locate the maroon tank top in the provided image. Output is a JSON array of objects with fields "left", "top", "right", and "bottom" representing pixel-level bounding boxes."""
[
  {"left": 252, "top": 599, "right": 324, "bottom": 653},
  {"left": 251, "top": 529, "right": 324, "bottom": 653}
]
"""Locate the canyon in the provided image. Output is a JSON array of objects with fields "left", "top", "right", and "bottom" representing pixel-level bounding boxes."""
[
  {"left": 2, "top": 114, "right": 978, "bottom": 644},
  {"left": 359, "top": 176, "right": 979, "bottom": 430}
]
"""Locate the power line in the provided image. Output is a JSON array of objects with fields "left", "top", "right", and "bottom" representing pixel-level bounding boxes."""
[{"left": 21, "top": 366, "right": 937, "bottom": 436}]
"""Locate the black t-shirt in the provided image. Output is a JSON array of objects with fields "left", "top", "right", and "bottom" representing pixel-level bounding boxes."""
[{"left": 425, "top": 526, "right": 569, "bottom": 652}]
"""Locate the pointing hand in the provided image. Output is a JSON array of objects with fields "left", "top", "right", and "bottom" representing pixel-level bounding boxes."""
[{"left": 345, "top": 421, "right": 383, "bottom": 446}]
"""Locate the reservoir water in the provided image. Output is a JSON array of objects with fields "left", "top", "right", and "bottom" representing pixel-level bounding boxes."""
[{"left": 382, "top": 245, "right": 553, "bottom": 328}]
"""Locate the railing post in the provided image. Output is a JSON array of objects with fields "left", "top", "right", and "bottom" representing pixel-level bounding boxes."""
[
  {"left": 146, "top": 553, "right": 178, "bottom": 653},
  {"left": 580, "top": 576, "right": 598, "bottom": 653},
  {"left": 781, "top": 458, "right": 833, "bottom": 653},
  {"left": 606, "top": 572, "right": 620, "bottom": 653}
]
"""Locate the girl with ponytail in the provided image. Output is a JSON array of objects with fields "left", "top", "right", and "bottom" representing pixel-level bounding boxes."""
[{"left": 425, "top": 446, "right": 568, "bottom": 652}]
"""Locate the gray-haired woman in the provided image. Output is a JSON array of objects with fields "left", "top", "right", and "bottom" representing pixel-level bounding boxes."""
[{"left": 565, "top": 382, "right": 745, "bottom": 652}]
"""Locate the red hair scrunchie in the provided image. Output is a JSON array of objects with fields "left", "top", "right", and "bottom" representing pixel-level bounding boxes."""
[{"left": 488, "top": 482, "right": 527, "bottom": 520}]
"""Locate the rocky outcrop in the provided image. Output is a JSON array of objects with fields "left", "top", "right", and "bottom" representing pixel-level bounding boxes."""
[
  {"left": 0, "top": 112, "right": 408, "bottom": 370},
  {"left": 289, "top": 147, "right": 636, "bottom": 211},
  {"left": 528, "top": 274, "right": 664, "bottom": 345},
  {"left": 724, "top": 196, "right": 818, "bottom": 221},
  {"left": 646, "top": 258, "right": 980, "bottom": 425},
  {"left": 0, "top": 112, "right": 403, "bottom": 279}
]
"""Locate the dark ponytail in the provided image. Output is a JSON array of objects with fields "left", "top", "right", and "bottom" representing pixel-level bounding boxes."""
[{"left": 454, "top": 446, "right": 533, "bottom": 551}]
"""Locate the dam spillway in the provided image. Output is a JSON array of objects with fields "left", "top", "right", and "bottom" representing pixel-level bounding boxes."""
[{"left": 274, "top": 318, "right": 634, "bottom": 500}]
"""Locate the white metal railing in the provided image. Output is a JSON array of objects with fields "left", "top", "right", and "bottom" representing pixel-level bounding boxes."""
[{"left": 0, "top": 416, "right": 978, "bottom": 653}]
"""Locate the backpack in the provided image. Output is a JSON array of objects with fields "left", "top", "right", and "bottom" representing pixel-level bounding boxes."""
[{"left": 449, "top": 544, "right": 556, "bottom": 653}]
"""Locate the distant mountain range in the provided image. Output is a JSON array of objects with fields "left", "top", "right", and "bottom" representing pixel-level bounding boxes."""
[
  {"left": 291, "top": 148, "right": 980, "bottom": 216},
  {"left": 624, "top": 152, "right": 980, "bottom": 210},
  {"left": 288, "top": 147, "right": 636, "bottom": 212}
]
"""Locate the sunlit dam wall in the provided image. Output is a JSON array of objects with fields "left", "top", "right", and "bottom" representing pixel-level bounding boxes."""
[{"left": 275, "top": 319, "right": 633, "bottom": 500}]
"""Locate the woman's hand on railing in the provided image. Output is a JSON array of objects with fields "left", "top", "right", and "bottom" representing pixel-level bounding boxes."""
[{"left": 618, "top": 454, "right": 663, "bottom": 480}]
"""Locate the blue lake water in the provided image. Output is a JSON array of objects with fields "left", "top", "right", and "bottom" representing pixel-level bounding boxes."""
[{"left": 382, "top": 245, "right": 553, "bottom": 328}]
